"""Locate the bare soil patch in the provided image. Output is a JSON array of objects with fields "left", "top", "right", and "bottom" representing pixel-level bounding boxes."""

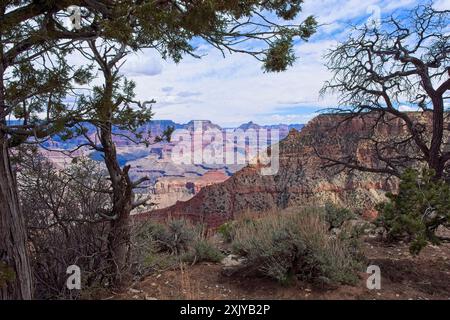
[{"left": 111, "top": 239, "right": 450, "bottom": 300}]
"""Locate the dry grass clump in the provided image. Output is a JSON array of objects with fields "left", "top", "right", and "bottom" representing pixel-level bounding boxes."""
[
  {"left": 132, "top": 219, "right": 224, "bottom": 276},
  {"left": 230, "top": 207, "right": 364, "bottom": 286}
]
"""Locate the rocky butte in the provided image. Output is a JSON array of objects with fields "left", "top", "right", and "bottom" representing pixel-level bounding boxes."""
[
  {"left": 137, "top": 112, "right": 438, "bottom": 227},
  {"left": 38, "top": 120, "right": 303, "bottom": 209}
]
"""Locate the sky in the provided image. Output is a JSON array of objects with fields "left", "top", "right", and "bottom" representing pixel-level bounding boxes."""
[{"left": 84, "top": 0, "right": 450, "bottom": 127}]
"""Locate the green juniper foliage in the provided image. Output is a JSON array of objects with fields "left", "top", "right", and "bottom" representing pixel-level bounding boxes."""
[
  {"left": 1, "top": 0, "right": 317, "bottom": 157},
  {"left": 69, "top": 41, "right": 155, "bottom": 147},
  {"left": 377, "top": 169, "right": 450, "bottom": 255},
  {"left": 0, "top": 1, "right": 316, "bottom": 298}
]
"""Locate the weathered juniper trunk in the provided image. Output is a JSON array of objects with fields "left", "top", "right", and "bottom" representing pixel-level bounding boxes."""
[
  {"left": 88, "top": 41, "right": 154, "bottom": 288},
  {"left": 98, "top": 75, "right": 134, "bottom": 288},
  {"left": 0, "top": 59, "right": 33, "bottom": 299},
  {"left": 102, "top": 127, "right": 134, "bottom": 288},
  {"left": 0, "top": 132, "right": 33, "bottom": 300},
  {"left": 429, "top": 97, "right": 445, "bottom": 180}
]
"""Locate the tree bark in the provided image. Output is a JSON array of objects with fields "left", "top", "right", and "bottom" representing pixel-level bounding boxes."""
[
  {"left": 106, "top": 197, "right": 132, "bottom": 288},
  {"left": 0, "top": 133, "right": 33, "bottom": 299},
  {"left": 99, "top": 108, "right": 134, "bottom": 288},
  {"left": 89, "top": 43, "right": 141, "bottom": 289},
  {"left": 430, "top": 97, "right": 445, "bottom": 179},
  {"left": 0, "top": 48, "right": 33, "bottom": 298},
  {"left": 103, "top": 141, "right": 134, "bottom": 287}
]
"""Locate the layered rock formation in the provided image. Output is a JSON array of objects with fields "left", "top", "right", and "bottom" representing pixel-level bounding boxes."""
[
  {"left": 139, "top": 113, "right": 407, "bottom": 227},
  {"left": 41, "top": 120, "right": 303, "bottom": 209},
  {"left": 149, "top": 170, "right": 230, "bottom": 209}
]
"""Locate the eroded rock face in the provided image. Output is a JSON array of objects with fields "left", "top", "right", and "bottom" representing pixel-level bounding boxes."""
[
  {"left": 149, "top": 170, "right": 230, "bottom": 209},
  {"left": 137, "top": 113, "right": 432, "bottom": 227}
]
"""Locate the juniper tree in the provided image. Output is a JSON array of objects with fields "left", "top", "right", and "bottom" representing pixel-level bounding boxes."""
[
  {"left": 377, "top": 168, "right": 450, "bottom": 254},
  {"left": 317, "top": 4, "right": 450, "bottom": 253},
  {"left": 320, "top": 4, "right": 449, "bottom": 180},
  {"left": 0, "top": 1, "right": 316, "bottom": 299},
  {"left": 65, "top": 39, "right": 159, "bottom": 288}
]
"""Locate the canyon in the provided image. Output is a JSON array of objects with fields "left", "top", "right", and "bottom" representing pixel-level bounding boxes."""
[
  {"left": 138, "top": 113, "right": 426, "bottom": 227},
  {"left": 40, "top": 120, "right": 303, "bottom": 209}
]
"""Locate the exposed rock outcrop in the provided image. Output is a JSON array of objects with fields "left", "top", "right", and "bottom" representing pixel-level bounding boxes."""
[
  {"left": 136, "top": 113, "right": 421, "bottom": 227},
  {"left": 149, "top": 170, "right": 230, "bottom": 209}
]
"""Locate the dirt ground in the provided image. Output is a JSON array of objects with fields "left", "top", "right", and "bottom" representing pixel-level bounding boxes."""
[{"left": 111, "top": 239, "right": 450, "bottom": 300}]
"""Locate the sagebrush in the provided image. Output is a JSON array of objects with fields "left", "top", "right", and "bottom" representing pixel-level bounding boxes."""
[
  {"left": 231, "top": 208, "right": 364, "bottom": 286},
  {"left": 132, "top": 219, "right": 223, "bottom": 274}
]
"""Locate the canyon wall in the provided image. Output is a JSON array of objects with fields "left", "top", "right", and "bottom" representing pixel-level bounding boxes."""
[{"left": 138, "top": 113, "right": 413, "bottom": 227}]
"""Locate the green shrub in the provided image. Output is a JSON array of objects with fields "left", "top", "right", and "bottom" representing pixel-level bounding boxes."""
[
  {"left": 218, "top": 214, "right": 261, "bottom": 243},
  {"left": 231, "top": 208, "right": 363, "bottom": 286},
  {"left": 154, "top": 219, "right": 197, "bottom": 255},
  {"left": 143, "top": 251, "right": 179, "bottom": 270},
  {"left": 217, "top": 222, "right": 235, "bottom": 243},
  {"left": 377, "top": 168, "right": 450, "bottom": 255},
  {"left": 134, "top": 219, "right": 197, "bottom": 254},
  {"left": 133, "top": 219, "right": 223, "bottom": 273},
  {"left": 183, "top": 239, "right": 224, "bottom": 264},
  {"left": 323, "top": 202, "right": 355, "bottom": 230}
]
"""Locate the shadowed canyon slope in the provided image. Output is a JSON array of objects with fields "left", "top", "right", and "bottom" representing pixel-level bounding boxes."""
[{"left": 139, "top": 113, "right": 433, "bottom": 227}]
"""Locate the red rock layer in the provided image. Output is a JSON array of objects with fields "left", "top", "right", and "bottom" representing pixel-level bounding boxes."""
[{"left": 136, "top": 112, "right": 441, "bottom": 228}]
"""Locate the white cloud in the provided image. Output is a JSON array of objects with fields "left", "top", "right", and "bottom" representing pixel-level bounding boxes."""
[
  {"left": 433, "top": 0, "right": 450, "bottom": 10},
  {"left": 265, "top": 113, "right": 320, "bottom": 124},
  {"left": 113, "top": 0, "right": 426, "bottom": 126},
  {"left": 126, "top": 36, "right": 339, "bottom": 127},
  {"left": 399, "top": 105, "right": 420, "bottom": 112},
  {"left": 122, "top": 50, "right": 163, "bottom": 76}
]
